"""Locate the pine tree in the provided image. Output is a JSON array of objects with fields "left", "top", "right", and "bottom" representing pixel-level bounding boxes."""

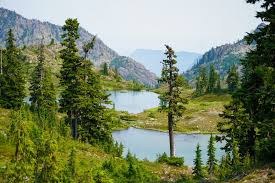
[
  {"left": 193, "top": 143, "right": 203, "bottom": 179},
  {"left": 207, "top": 134, "right": 217, "bottom": 176},
  {"left": 226, "top": 65, "right": 239, "bottom": 93},
  {"left": 207, "top": 64, "right": 217, "bottom": 93},
  {"left": 159, "top": 45, "right": 187, "bottom": 157},
  {"left": 0, "top": 29, "right": 26, "bottom": 109}
]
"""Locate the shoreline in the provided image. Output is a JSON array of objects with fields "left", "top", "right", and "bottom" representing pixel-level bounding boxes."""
[{"left": 112, "top": 126, "right": 220, "bottom": 135}]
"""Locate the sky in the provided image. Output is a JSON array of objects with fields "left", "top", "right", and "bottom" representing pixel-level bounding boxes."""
[{"left": 0, "top": 0, "right": 262, "bottom": 56}]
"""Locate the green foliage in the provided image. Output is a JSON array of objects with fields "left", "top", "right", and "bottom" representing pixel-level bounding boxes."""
[
  {"left": 218, "top": 153, "right": 232, "bottom": 180},
  {"left": 29, "top": 41, "right": 57, "bottom": 113},
  {"left": 49, "top": 38, "right": 55, "bottom": 45},
  {"left": 159, "top": 45, "right": 188, "bottom": 157},
  {"left": 102, "top": 62, "right": 109, "bottom": 76},
  {"left": 60, "top": 18, "right": 112, "bottom": 145},
  {"left": 195, "top": 66, "right": 208, "bottom": 96},
  {"left": 0, "top": 29, "right": 26, "bottom": 109},
  {"left": 206, "top": 64, "right": 218, "bottom": 93},
  {"left": 132, "top": 80, "right": 144, "bottom": 91},
  {"left": 193, "top": 144, "right": 203, "bottom": 179},
  {"left": 156, "top": 152, "right": 184, "bottom": 167},
  {"left": 4, "top": 107, "right": 61, "bottom": 182},
  {"left": 207, "top": 134, "right": 217, "bottom": 175},
  {"left": 219, "top": 0, "right": 275, "bottom": 163},
  {"left": 177, "top": 75, "right": 190, "bottom": 88},
  {"left": 232, "top": 139, "right": 241, "bottom": 173},
  {"left": 226, "top": 64, "right": 239, "bottom": 93}
]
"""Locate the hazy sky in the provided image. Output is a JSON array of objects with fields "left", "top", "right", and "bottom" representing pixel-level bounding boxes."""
[{"left": 1, "top": 0, "right": 261, "bottom": 55}]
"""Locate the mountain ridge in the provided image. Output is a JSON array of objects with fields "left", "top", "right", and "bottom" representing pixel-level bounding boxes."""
[
  {"left": 0, "top": 7, "right": 157, "bottom": 86},
  {"left": 183, "top": 32, "right": 261, "bottom": 85}
]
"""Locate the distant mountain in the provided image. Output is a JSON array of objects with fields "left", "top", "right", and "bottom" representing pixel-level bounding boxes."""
[
  {"left": 110, "top": 56, "right": 157, "bottom": 86},
  {"left": 130, "top": 49, "right": 201, "bottom": 77},
  {"left": 0, "top": 7, "right": 157, "bottom": 86},
  {"left": 184, "top": 24, "right": 265, "bottom": 85}
]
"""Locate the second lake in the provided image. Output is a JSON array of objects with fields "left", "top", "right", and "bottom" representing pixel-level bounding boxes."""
[{"left": 113, "top": 127, "right": 225, "bottom": 166}]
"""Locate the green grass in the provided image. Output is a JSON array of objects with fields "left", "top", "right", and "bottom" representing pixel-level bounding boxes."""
[{"left": 125, "top": 93, "right": 231, "bottom": 133}]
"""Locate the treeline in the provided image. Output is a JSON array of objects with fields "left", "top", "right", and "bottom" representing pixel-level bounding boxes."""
[{"left": 194, "top": 63, "right": 239, "bottom": 96}]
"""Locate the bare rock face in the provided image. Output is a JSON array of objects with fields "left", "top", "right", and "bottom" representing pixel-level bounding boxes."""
[
  {"left": 110, "top": 56, "right": 158, "bottom": 87},
  {"left": 0, "top": 7, "right": 157, "bottom": 86}
]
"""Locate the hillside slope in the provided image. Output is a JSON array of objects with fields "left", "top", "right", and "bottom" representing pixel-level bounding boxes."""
[
  {"left": 0, "top": 7, "right": 157, "bottom": 86},
  {"left": 184, "top": 24, "right": 264, "bottom": 85}
]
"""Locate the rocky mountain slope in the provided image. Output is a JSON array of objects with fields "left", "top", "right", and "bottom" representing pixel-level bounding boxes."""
[
  {"left": 110, "top": 56, "right": 157, "bottom": 87},
  {"left": 131, "top": 49, "right": 201, "bottom": 77},
  {"left": 184, "top": 24, "right": 264, "bottom": 85},
  {"left": 0, "top": 7, "right": 157, "bottom": 86}
]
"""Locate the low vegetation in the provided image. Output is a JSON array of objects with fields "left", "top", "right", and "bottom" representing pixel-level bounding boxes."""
[{"left": 123, "top": 93, "right": 231, "bottom": 133}]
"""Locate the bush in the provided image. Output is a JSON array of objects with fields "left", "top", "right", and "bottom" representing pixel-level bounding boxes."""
[{"left": 156, "top": 152, "right": 184, "bottom": 167}]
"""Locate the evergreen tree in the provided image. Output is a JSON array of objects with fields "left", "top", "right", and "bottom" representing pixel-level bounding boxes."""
[
  {"left": 215, "top": 73, "right": 221, "bottom": 93},
  {"left": 29, "top": 41, "right": 57, "bottom": 113},
  {"left": 0, "top": 29, "right": 26, "bottom": 109},
  {"left": 207, "top": 134, "right": 217, "bottom": 176},
  {"left": 217, "top": 100, "right": 251, "bottom": 156},
  {"left": 159, "top": 45, "right": 187, "bottom": 157},
  {"left": 226, "top": 65, "right": 239, "bottom": 93},
  {"left": 59, "top": 18, "right": 82, "bottom": 139},
  {"left": 193, "top": 143, "right": 203, "bottom": 179},
  {"left": 232, "top": 139, "right": 241, "bottom": 173},
  {"left": 218, "top": 153, "right": 232, "bottom": 180},
  {"left": 207, "top": 64, "right": 217, "bottom": 93},
  {"left": 102, "top": 62, "right": 109, "bottom": 76},
  {"left": 220, "top": 0, "right": 275, "bottom": 162},
  {"left": 60, "top": 18, "right": 111, "bottom": 143},
  {"left": 195, "top": 66, "right": 207, "bottom": 96}
]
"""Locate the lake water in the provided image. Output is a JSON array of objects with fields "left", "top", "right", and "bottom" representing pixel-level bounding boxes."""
[
  {"left": 108, "top": 91, "right": 159, "bottom": 114},
  {"left": 112, "top": 127, "right": 225, "bottom": 166}
]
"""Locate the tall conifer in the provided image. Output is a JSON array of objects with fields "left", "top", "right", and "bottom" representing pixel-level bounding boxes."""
[{"left": 159, "top": 45, "right": 187, "bottom": 157}]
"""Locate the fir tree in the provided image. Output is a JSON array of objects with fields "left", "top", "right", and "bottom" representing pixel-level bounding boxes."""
[
  {"left": 0, "top": 29, "right": 26, "bottom": 109},
  {"left": 207, "top": 134, "right": 217, "bottom": 176},
  {"left": 193, "top": 143, "right": 203, "bottom": 179},
  {"left": 226, "top": 65, "right": 239, "bottom": 93},
  {"left": 159, "top": 45, "right": 187, "bottom": 157}
]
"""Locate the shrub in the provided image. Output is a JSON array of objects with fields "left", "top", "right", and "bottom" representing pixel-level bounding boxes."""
[{"left": 156, "top": 152, "right": 184, "bottom": 167}]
